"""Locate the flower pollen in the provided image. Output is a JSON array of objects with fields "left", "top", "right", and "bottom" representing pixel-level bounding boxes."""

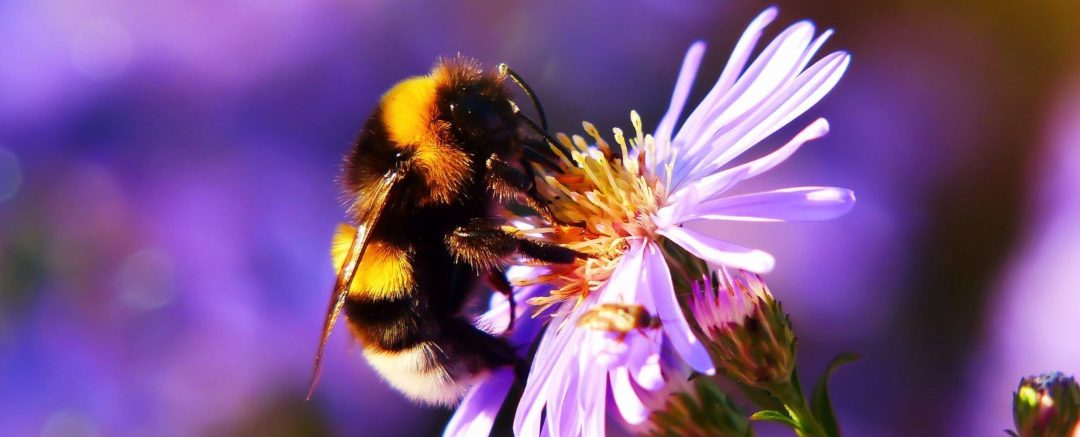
[{"left": 515, "top": 112, "right": 674, "bottom": 314}]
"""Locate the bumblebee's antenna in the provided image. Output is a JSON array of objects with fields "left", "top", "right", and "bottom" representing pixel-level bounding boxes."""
[
  {"left": 508, "top": 100, "right": 573, "bottom": 163},
  {"left": 521, "top": 142, "right": 563, "bottom": 171},
  {"left": 499, "top": 64, "right": 548, "bottom": 132},
  {"left": 498, "top": 64, "right": 572, "bottom": 168}
]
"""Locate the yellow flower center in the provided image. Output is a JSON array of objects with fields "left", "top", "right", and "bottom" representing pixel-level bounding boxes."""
[{"left": 513, "top": 111, "right": 676, "bottom": 314}]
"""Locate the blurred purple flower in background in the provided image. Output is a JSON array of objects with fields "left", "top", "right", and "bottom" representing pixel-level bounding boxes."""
[{"left": 958, "top": 72, "right": 1080, "bottom": 436}]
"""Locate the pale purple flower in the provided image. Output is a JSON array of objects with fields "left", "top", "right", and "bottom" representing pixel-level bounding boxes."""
[
  {"left": 512, "top": 242, "right": 670, "bottom": 435},
  {"left": 648, "top": 6, "right": 854, "bottom": 275},
  {"left": 454, "top": 7, "right": 854, "bottom": 436}
]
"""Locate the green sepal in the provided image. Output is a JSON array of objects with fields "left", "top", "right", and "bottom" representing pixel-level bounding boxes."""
[
  {"left": 736, "top": 380, "right": 785, "bottom": 411},
  {"left": 810, "top": 353, "right": 860, "bottom": 437},
  {"left": 1003, "top": 430, "right": 1019, "bottom": 437},
  {"left": 643, "top": 378, "right": 754, "bottom": 437},
  {"left": 750, "top": 410, "right": 798, "bottom": 428}
]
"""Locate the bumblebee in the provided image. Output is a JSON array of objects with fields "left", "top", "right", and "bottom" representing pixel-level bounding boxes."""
[
  {"left": 577, "top": 303, "right": 662, "bottom": 342},
  {"left": 307, "top": 57, "right": 577, "bottom": 405}
]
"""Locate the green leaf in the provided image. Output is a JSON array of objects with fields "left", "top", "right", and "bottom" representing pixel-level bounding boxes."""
[
  {"left": 750, "top": 410, "right": 798, "bottom": 428},
  {"left": 810, "top": 353, "right": 860, "bottom": 437}
]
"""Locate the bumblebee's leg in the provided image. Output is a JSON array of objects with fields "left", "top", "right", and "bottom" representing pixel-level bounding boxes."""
[
  {"left": 520, "top": 138, "right": 563, "bottom": 172},
  {"left": 438, "top": 316, "right": 517, "bottom": 369},
  {"left": 485, "top": 154, "right": 555, "bottom": 222},
  {"left": 447, "top": 219, "right": 582, "bottom": 269},
  {"left": 485, "top": 269, "right": 516, "bottom": 331}
]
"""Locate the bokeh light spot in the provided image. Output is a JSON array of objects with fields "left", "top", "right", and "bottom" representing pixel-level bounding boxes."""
[{"left": 115, "top": 248, "right": 176, "bottom": 311}]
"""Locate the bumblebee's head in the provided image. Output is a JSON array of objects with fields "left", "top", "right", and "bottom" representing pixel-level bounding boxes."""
[
  {"left": 440, "top": 87, "right": 517, "bottom": 149},
  {"left": 431, "top": 57, "right": 518, "bottom": 151}
]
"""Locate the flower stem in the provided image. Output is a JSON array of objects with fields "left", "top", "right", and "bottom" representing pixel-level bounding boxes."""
[{"left": 766, "top": 376, "right": 828, "bottom": 437}]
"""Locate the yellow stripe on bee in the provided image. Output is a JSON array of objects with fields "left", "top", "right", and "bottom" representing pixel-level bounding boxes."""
[
  {"left": 381, "top": 76, "right": 440, "bottom": 148},
  {"left": 331, "top": 224, "right": 413, "bottom": 299},
  {"left": 379, "top": 75, "right": 471, "bottom": 205}
]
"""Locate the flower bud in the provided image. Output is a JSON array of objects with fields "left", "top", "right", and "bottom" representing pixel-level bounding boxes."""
[
  {"left": 642, "top": 377, "right": 752, "bottom": 437},
  {"left": 1013, "top": 372, "right": 1080, "bottom": 437},
  {"left": 690, "top": 268, "right": 795, "bottom": 387}
]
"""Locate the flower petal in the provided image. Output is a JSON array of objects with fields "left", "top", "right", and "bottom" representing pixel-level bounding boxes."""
[
  {"left": 658, "top": 226, "right": 776, "bottom": 274},
  {"left": 642, "top": 243, "right": 716, "bottom": 374},
  {"left": 611, "top": 367, "right": 649, "bottom": 425},
  {"left": 655, "top": 41, "right": 706, "bottom": 147},
  {"left": 476, "top": 283, "right": 548, "bottom": 337},
  {"left": 442, "top": 367, "right": 515, "bottom": 437},
  {"left": 581, "top": 362, "right": 607, "bottom": 436},
  {"left": 600, "top": 241, "right": 646, "bottom": 303},
  {"left": 698, "top": 51, "right": 851, "bottom": 176},
  {"left": 671, "top": 39, "right": 849, "bottom": 189},
  {"left": 676, "top": 7, "right": 779, "bottom": 144},
  {"left": 514, "top": 311, "right": 572, "bottom": 435},
  {"left": 626, "top": 332, "right": 664, "bottom": 390},
  {"left": 668, "top": 118, "right": 830, "bottom": 204},
  {"left": 683, "top": 186, "right": 856, "bottom": 222},
  {"left": 550, "top": 353, "right": 582, "bottom": 437},
  {"left": 675, "top": 19, "right": 817, "bottom": 167},
  {"left": 656, "top": 166, "right": 752, "bottom": 227},
  {"left": 707, "top": 22, "right": 816, "bottom": 136},
  {"left": 514, "top": 288, "right": 599, "bottom": 436}
]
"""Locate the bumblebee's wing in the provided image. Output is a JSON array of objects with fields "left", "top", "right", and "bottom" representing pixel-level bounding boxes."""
[{"left": 306, "top": 168, "right": 404, "bottom": 400}]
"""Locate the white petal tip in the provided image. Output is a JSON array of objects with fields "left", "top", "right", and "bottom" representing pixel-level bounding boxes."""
[
  {"left": 745, "top": 252, "right": 777, "bottom": 274},
  {"left": 759, "top": 6, "right": 779, "bottom": 21},
  {"left": 837, "top": 52, "right": 853, "bottom": 68}
]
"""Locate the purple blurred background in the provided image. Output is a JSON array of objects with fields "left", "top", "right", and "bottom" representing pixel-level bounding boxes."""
[{"left": 2, "top": 1, "right": 1079, "bottom": 436}]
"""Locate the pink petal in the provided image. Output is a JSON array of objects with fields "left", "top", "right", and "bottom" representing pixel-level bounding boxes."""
[
  {"left": 611, "top": 367, "right": 649, "bottom": 425},
  {"left": 442, "top": 367, "right": 515, "bottom": 437},
  {"left": 642, "top": 243, "right": 716, "bottom": 374},
  {"left": 658, "top": 226, "right": 775, "bottom": 274},
  {"left": 684, "top": 186, "right": 856, "bottom": 222}
]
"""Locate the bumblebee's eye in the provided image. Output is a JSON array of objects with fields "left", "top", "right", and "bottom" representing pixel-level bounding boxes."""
[
  {"left": 450, "top": 94, "right": 507, "bottom": 136},
  {"left": 393, "top": 150, "right": 414, "bottom": 168}
]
